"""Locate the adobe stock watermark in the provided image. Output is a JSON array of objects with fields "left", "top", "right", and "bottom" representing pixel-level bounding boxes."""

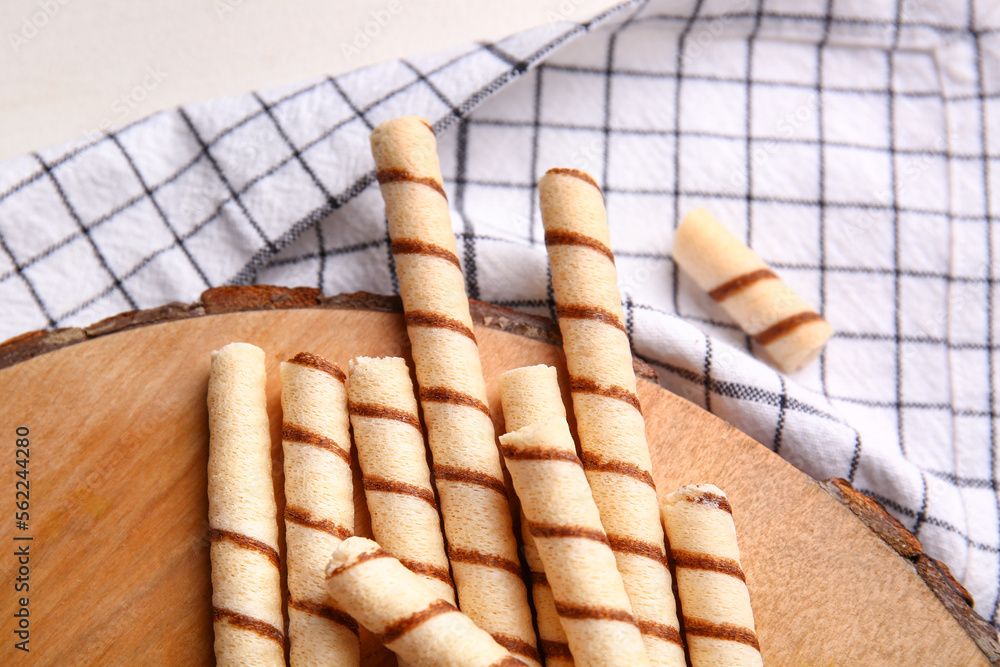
[
  {"left": 82, "top": 64, "right": 168, "bottom": 142},
  {"left": 571, "top": 137, "right": 604, "bottom": 173},
  {"left": 7, "top": 0, "right": 73, "bottom": 53},
  {"left": 899, "top": 261, "right": 990, "bottom": 364},
  {"left": 340, "top": 0, "right": 404, "bottom": 62},
  {"left": 843, "top": 127, "right": 951, "bottom": 243},
  {"left": 728, "top": 92, "right": 820, "bottom": 189},
  {"left": 214, "top": 0, "right": 244, "bottom": 21},
  {"left": 680, "top": 0, "right": 752, "bottom": 64},
  {"left": 544, "top": 0, "right": 589, "bottom": 23}
]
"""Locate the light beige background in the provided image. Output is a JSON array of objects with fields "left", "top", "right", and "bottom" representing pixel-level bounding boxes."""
[{"left": 1, "top": 0, "right": 615, "bottom": 162}]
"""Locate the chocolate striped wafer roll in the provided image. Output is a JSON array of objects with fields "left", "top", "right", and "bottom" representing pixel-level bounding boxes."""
[
  {"left": 673, "top": 207, "right": 833, "bottom": 372},
  {"left": 206, "top": 343, "right": 284, "bottom": 665},
  {"left": 326, "top": 537, "right": 527, "bottom": 667},
  {"left": 660, "top": 485, "right": 762, "bottom": 667},
  {"left": 347, "top": 356, "right": 454, "bottom": 605},
  {"left": 371, "top": 116, "right": 539, "bottom": 666},
  {"left": 499, "top": 365, "right": 574, "bottom": 666},
  {"left": 280, "top": 353, "right": 359, "bottom": 666},
  {"left": 539, "top": 168, "right": 685, "bottom": 667},
  {"left": 499, "top": 418, "right": 649, "bottom": 667}
]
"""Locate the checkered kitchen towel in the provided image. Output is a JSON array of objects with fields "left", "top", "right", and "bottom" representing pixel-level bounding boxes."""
[{"left": 1, "top": 0, "right": 998, "bottom": 626}]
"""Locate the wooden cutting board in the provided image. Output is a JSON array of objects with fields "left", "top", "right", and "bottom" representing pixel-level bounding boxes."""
[{"left": 0, "top": 286, "right": 996, "bottom": 666}]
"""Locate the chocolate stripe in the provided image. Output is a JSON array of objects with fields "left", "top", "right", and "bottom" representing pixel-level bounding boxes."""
[
  {"left": 672, "top": 549, "right": 746, "bottom": 583},
  {"left": 379, "top": 599, "right": 457, "bottom": 645},
  {"left": 554, "top": 601, "right": 637, "bottom": 626},
  {"left": 405, "top": 310, "right": 477, "bottom": 343},
  {"left": 581, "top": 452, "right": 655, "bottom": 489},
  {"left": 398, "top": 557, "right": 454, "bottom": 587},
  {"left": 547, "top": 167, "right": 600, "bottom": 190},
  {"left": 529, "top": 521, "right": 609, "bottom": 546},
  {"left": 363, "top": 475, "right": 438, "bottom": 509},
  {"left": 287, "top": 597, "right": 359, "bottom": 635},
  {"left": 282, "top": 424, "right": 351, "bottom": 465},
  {"left": 348, "top": 401, "right": 421, "bottom": 431},
  {"left": 684, "top": 617, "right": 760, "bottom": 651},
  {"left": 556, "top": 304, "right": 626, "bottom": 333},
  {"left": 752, "top": 311, "right": 825, "bottom": 346},
  {"left": 208, "top": 528, "right": 279, "bottom": 568},
  {"left": 325, "top": 546, "right": 392, "bottom": 578},
  {"left": 607, "top": 534, "right": 667, "bottom": 565},
  {"left": 489, "top": 658, "right": 529, "bottom": 667},
  {"left": 569, "top": 377, "right": 641, "bottom": 412},
  {"left": 492, "top": 633, "right": 541, "bottom": 663},
  {"left": 500, "top": 444, "right": 583, "bottom": 467},
  {"left": 638, "top": 620, "right": 684, "bottom": 647},
  {"left": 377, "top": 168, "right": 447, "bottom": 199},
  {"left": 285, "top": 505, "right": 352, "bottom": 540},
  {"left": 287, "top": 351, "right": 346, "bottom": 382},
  {"left": 544, "top": 230, "right": 615, "bottom": 264},
  {"left": 433, "top": 464, "right": 508, "bottom": 497},
  {"left": 420, "top": 386, "right": 492, "bottom": 418},
  {"left": 448, "top": 546, "right": 523, "bottom": 577},
  {"left": 530, "top": 570, "right": 549, "bottom": 587},
  {"left": 540, "top": 639, "right": 573, "bottom": 661},
  {"left": 708, "top": 268, "right": 779, "bottom": 302},
  {"left": 213, "top": 607, "right": 285, "bottom": 646},
  {"left": 391, "top": 239, "right": 461, "bottom": 269},
  {"left": 692, "top": 491, "right": 734, "bottom": 515}
]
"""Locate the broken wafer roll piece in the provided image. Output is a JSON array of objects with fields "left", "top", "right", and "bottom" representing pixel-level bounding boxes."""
[
  {"left": 325, "top": 537, "right": 527, "bottom": 667},
  {"left": 347, "top": 356, "right": 454, "bottom": 605},
  {"left": 206, "top": 343, "right": 284, "bottom": 665},
  {"left": 660, "top": 485, "right": 762, "bottom": 667},
  {"left": 673, "top": 207, "right": 833, "bottom": 372},
  {"left": 499, "top": 364, "right": 567, "bottom": 431},
  {"left": 371, "top": 116, "right": 539, "bottom": 666},
  {"left": 499, "top": 417, "right": 649, "bottom": 667},
  {"left": 539, "top": 168, "right": 685, "bottom": 667},
  {"left": 499, "top": 365, "right": 574, "bottom": 666},
  {"left": 280, "top": 353, "right": 360, "bottom": 666}
]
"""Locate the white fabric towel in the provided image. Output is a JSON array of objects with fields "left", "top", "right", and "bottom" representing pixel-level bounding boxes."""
[{"left": 1, "top": 0, "right": 998, "bottom": 628}]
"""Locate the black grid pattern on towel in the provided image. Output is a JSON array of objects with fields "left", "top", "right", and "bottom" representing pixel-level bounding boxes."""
[{"left": 1, "top": 0, "right": 999, "bottom": 627}]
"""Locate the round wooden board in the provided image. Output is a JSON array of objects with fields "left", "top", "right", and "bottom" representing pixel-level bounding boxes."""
[{"left": 0, "top": 289, "right": 995, "bottom": 665}]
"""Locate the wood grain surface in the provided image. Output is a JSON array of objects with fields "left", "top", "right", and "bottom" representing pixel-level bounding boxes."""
[{"left": 0, "top": 288, "right": 995, "bottom": 665}]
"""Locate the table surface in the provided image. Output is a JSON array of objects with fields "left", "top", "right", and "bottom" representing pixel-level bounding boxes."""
[{"left": 0, "top": 0, "right": 614, "bottom": 162}]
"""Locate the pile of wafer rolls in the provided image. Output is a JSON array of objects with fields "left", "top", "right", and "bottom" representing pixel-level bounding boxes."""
[
  {"left": 201, "top": 116, "right": 778, "bottom": 666},
  {"left": 205, "top": 344, "right": 761, "bottom": 666}
]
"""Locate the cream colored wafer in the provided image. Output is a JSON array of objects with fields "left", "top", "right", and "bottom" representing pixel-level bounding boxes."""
[
  {"left": 673, "top": 207, "right": 833, "bottom": 372},
  {"left": 206, "top": 342, "right": 284, "bottom": 665},
  {"left": 371, "top": 116, "right": 538, "bottom": 666},
  {"left": 499, "top": 365, "right": 574, "bottom": 666},
  {"left": 539, "top": 168, "right": 685, "bottom": 666},
  {"left": 499, "top": 418, "right": 649, "bottom": 667},
  {"left": 280, "top": 352, "right": 359, "bottom": 666},
  {"left": 499, "top": 364, "right": 567, "bottom": 431},
  {"left": 325, "top": 537, "right": 527, "bottom": 667},
  {"left": 660, "top": 485, "right": 762, "bottom": 667},
  {"left": 347, "top": 356, "right": 454, "bottom": 605}
]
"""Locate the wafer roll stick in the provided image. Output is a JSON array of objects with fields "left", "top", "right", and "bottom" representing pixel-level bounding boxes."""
[
  {"left": 499, "top": 364, "right": 567, "bottom": 431},
  {"left": 347, "top": 356, "right": 454, "bottom": 605},
  {"left": 499, "top": 418, "right": 649, "bottom": 667},
  {"left": 326, "top": 537, "right": 527, "bottom": 667},
  {"left": 539, "top": 168, "right": 685, "bottom": 666},
  {"left": 660, "top": 485, "right": 762, "bottom": 667},
  {"left": 280, "top": 353, "right": 359, "bottom": 666},
  {"left": 371, "top": 116, "right": 539, "bottom": 666},
  {"left": 499, "top": 365, "right": 574, "bottom": 666},
  {"left": 673, "top": 207, "right": 833, "bottom": 372},
  {"left": 206, "top": 343, "right": 284, "bottom": 665}
]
